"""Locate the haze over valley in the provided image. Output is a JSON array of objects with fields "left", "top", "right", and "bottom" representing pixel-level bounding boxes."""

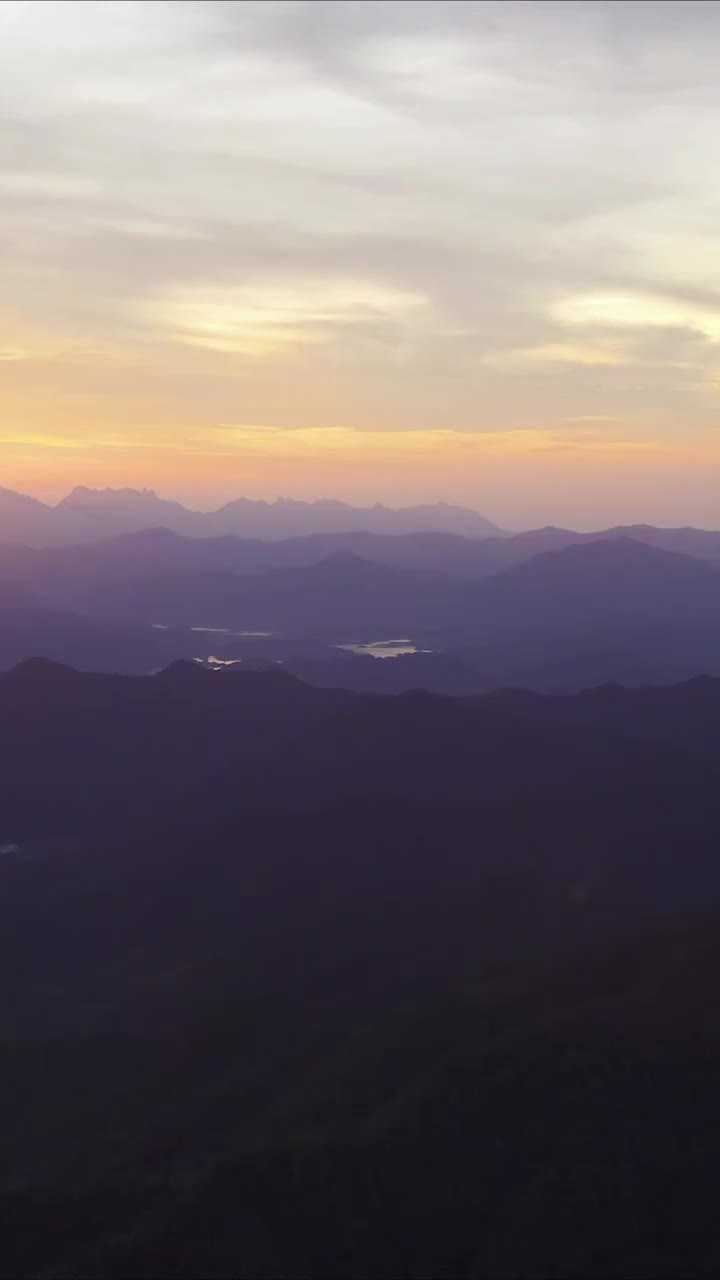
[{"left": 4, "top": 484, "right": 720, "bottom": 694}]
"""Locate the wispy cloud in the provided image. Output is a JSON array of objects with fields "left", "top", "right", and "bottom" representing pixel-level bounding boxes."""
[{"left": 2, "top": 1, "right": 720, "bottom": 519}]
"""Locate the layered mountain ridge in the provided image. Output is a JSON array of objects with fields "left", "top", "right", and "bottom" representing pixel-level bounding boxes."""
[{"left": 0, "top": 485, "right": 502, "bottom": 545}]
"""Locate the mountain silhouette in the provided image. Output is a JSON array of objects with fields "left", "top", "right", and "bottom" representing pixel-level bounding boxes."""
[
  {"left": 0, "top": 485, "right": 501, "bottom": 546},
  {"left": 2, "top": 663, "right": 720, "bottom": 1276},
  {"left": 0, "top": 656, "right": 713, "bottom": 850},
  {"left": 478, "top": 537, "right": 720, "bottom": 627}
]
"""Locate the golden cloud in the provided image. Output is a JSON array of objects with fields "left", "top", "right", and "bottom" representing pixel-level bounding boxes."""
[{"left": 143, "top": 280, "right": 427, "bottom": 357}]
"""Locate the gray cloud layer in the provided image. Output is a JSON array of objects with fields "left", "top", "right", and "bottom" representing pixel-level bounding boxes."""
[{"left": 2, "top": 0, "right": 720, "bottom": 520}]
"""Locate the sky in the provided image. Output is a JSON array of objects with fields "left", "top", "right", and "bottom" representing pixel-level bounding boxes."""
[{"left": 3, "top": 0, "right": 720, "bottom": 527}]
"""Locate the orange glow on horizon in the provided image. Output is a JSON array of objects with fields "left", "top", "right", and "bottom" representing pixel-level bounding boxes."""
[{"left": 4, "top": 413, "right": 720, "bottom": 531}]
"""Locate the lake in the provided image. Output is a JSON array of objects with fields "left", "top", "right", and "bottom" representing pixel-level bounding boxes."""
[{"left": 334, "top": 638, "right": 431, "bottom": 659}]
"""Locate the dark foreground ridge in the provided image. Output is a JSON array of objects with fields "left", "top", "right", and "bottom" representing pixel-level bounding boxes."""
[{"left": 3, "top": 661, "right": 720, "bottom": 1276}]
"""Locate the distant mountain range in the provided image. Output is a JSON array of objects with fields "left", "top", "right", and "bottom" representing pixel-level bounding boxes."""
[
  {"left": 6, "top": 488, "right": 720, "bottom": 697},
  {"left": 0, "top": 485, "right": 501, "bottom": 546},
  {"left": 5, "top": 487, "right": 720, "bottom": 576},
  {"left": 4, "top": 534, "right": 720, "bottom": 692}
]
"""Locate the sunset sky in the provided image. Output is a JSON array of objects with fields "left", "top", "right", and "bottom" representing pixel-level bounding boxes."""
[{"left": 3, "top": 0, "right": 720, "bottom": 527}]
